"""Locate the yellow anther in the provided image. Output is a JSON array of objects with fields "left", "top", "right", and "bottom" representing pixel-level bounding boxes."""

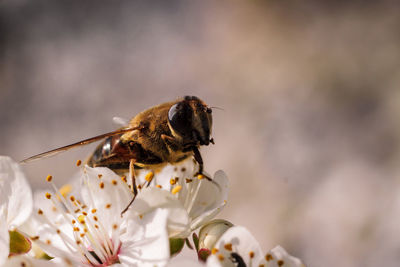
[
  {"left": 171, "top": 185, "right": 182, "bottom": 195},
  {"left": 46, "top": 175, "right": 53, "bottom": 182},
  {"left": 105, "top": 203, "right": 111, "bottom": 209},
  {"left": 197, "top": 174, "right": 205, "bottom": 180},
  {"left": 91, "top": 209, "right": 97, "bottom": 214},
  {"left": 218, "top": 254, "right": 224, "bottom": 261},
  {"left": 121, "top": 175, "right": 127, "bottom": 183},
  {"left": 145, "top": 172, "right": 154, "bottom": 182},
  {"left": 76, "top": 160, "right": 82, "bottom": 166},
  {"left": 78, "top": 215, "right": 86, "bottom": 224},
  {"left": 224, "top": 243, "right": 232, "bottom": 251},
  {"left": 211, "top": 248, "right": 219, "bottom": 254},
  {"left": 156, "top": 184, "right": 162, "bottom": 188},
  {"left": 45, "top": 193, "right": 51, "bottom": 199},
  {"left": 249, "top": 251, "right": 255, "bottom": 258},
  {"left": 112, "top": 180, "right": 117, "bottom": 185},
  {"left": 170, "top": 178, "right": 176, "bottom": 185},
  {"left": 59, "top": 184, "right": 72, "bottom": 198}
]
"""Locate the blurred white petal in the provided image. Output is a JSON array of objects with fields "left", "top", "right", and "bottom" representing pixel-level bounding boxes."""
[
  {"left": 258, "top": 245, "right": 306, "bottom": 267},
  {"left": 4, "top": 255, "right": 70, "bottom": 267},
  {"left": 0, "top": 215, "right": 9, "bottom": 266},
  {"left": 167, "top": 258, "right": 206, "bottom": 267},
  {"left": 208, "top": 226, "right": 306, "bottom": 267},
  {"left": 0, "top": 156, "right": 33, "bottom": 228}
]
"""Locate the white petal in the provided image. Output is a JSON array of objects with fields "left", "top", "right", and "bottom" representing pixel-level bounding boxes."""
[
  {"left": 190, "top": 170, "right": 229, "bottom": 230},
  {"left": 4, "top": 255, "right": 69, "bottom": 267},
  {"left": 80, "top": 166, "right": 133, "bottom": 230},
  {"left": 128, "top": 187, "right": 190, "bottom": 238},
  {"left": 211, "top": 226, "right": 263, "bottom": 266},
  {"left": 0, "top": 156, "right": 33, "bottom": 228},
  {"left": 167, "top": 258, "right": 207, "bottom": 267},
  {"left": 259, "top": 245, "right": 306, "bottom": 267},
  {"left": 0, "top": 215, "right": 9, "bottom": 266},
  {"left": 206, "top": 255, "right": 225, "bottom": 267},
  {"left": 119, "top": 208, "right": 170, "bottom": 267}
]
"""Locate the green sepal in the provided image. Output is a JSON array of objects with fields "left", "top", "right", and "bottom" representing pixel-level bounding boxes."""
[
  {"left": 40, "top": 253, "right": 54, "bottom": 260},
  {"left": 192, "top": 232, "right": 199, "bottom": 252},
  {"left": 9, "top": 230, "right": 31, "bottom": 256},
  {"left": 169, "top": 238, "right": 185, "bottom": 257}
]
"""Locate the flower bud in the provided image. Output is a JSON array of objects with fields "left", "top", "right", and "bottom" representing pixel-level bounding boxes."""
[{"left": 198, "top": 219, "right": 234, "bottom": 251}]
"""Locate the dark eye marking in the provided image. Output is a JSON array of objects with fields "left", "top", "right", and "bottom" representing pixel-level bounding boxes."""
[{"left": 168, "top": 102, "right": 193, "bottom": 138}]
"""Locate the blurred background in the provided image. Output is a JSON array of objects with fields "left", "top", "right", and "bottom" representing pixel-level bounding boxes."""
[{"left": 1, "top": 1, "right": 400, "bottom": 266}]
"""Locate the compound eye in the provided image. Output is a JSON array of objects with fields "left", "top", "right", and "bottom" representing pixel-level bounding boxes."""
[{"left": 168, "top": 103, "right": 192, "bottom": 138}]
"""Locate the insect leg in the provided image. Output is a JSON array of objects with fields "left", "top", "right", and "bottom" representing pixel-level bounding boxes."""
[
  {"left": 192, "top": 146, "right": 204, "bottom": 175},
  {"left": 121, "top": 159, "right": 137, "bottom": 216},
  {"left": 192, "top": 147, "right": 221, "bottom": 191},
  {"left": 129, "top": 159, "right": 138, "bottom": 196}
]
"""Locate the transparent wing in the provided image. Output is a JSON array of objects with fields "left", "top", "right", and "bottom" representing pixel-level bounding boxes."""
[{"left": 20, "top": 127, "right": 139, "bottom": 163}]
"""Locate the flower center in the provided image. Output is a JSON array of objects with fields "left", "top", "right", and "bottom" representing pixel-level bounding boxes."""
[{"left": 88, "top": 242, "right": 121, "bottom": 267}]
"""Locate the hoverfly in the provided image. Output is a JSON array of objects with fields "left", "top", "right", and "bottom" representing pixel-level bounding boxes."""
[{"left": 22, "top": 96, "right": 215, "bottom": 213}]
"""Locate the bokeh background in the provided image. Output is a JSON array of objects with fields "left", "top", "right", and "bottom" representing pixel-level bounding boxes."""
[{"left": 1, "top": 1, "right": 400, "bottom": 266}]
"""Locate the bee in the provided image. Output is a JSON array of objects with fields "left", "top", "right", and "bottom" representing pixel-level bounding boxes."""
[{"left": 22, "top": 96, "right": 215, "bottom": 213}]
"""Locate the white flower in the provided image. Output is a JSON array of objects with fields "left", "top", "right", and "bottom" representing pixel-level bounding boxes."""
[
  {"left": 31, "top": 166, "right": 170, "bottom": 267},
  {"left": 133, "top": 159, "right": 229, "bottom": 238},
  {"left": 207, "top": 226, "right": 306, "bottom": 267},
  {"left": 0, "top": 156, "right": 33, "bottom": 265},
  {"left": 4, "top": 255, "right": 69, "bottom": 267},
  {"left": 166, "top": 258, "right": 206, "bottom": 267}
]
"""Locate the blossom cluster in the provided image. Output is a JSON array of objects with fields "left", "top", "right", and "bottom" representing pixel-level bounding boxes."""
[{"left": 0, "top": 156, "right": 306, "bottom": 267}]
